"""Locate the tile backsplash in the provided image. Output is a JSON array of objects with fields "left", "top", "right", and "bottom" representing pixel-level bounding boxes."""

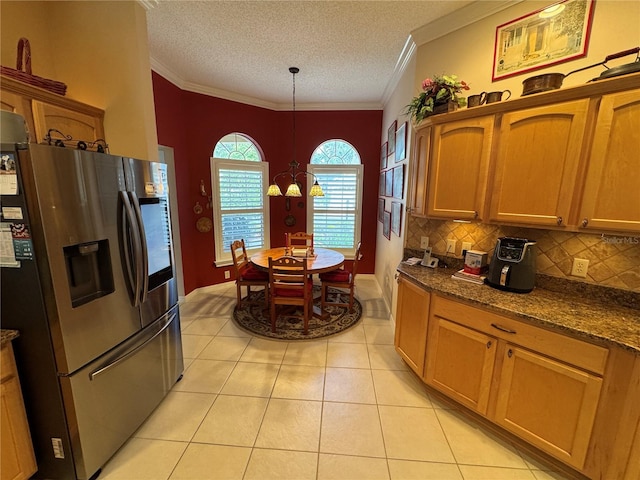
[{"left": 406, "top": 216, "right": 640, "bottom": 292}]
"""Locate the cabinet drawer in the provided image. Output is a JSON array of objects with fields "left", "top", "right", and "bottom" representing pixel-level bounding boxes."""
[{"left": 432, "top": 295, "right": 608, "bottom": 375}]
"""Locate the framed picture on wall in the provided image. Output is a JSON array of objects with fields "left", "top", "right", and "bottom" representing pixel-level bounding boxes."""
[
  {"left": 380, "top": 142, "right": 387, "bottom": 170},
  {"left": 378, "top": 173, "right": 385, "bottom": 196},
  {"left": 391, "top": 201, "right": 402, "bottom": 236},
  {"left": 395, "top": 122, "right": 407, "bottom": 163},
  {"left": 385, "top": 169, "right": 393, "bottom": 197},
  {"left": 387, "top": 120, "right": 397, "bottom": 155},
  {"left": 492, "top": 0, "right": 595, "bottom": 81},
  {"left": 392, "top": 165, "right": 404, "bottom": 199},
  {"left": 378, "top": 198, "right": 385, "bottom": 222},
  {"left": 383, "top": 210, "right": 391, "bottom": 239}
]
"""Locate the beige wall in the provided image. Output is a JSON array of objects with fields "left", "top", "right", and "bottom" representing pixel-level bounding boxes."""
[
  {"left": 1, "top": 1, "right": 157, "bottom": 160},
  {"left": 377, "top": 53, "right": 417, "bottom": 318},
  {"left": 405, "top": 0, "right": 640, "bottom": 292},
  {"left": 414, "top": 1, "right": 640, "bottom": 99}
]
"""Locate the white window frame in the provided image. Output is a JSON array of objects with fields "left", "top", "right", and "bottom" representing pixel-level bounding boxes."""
[
  {"left": 306, "top": 164, "right": 363, "bottom": 259},
  {"left": 210, "top": 158, "right": 271, "bottom": 266}
]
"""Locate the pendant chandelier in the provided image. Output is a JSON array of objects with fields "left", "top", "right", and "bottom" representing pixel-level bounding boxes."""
[{"left": 267, "top": 67, "right": 324, "bottom": 198}]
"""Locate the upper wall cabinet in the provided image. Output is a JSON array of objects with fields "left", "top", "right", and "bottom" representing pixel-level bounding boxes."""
[
  {"left": 577, "top": 89, "right": 640, "bottom": 233},
  {"left": 428, "top": 116, "right": 493, "bottom": 221},
  {"left": 408, "top": 72, "right": 640, "bottom": 234},
  {"left": 408, "top": 126, "right": 431, "bottom": 217},
  {"left": 488, "top": 100, "right": 589, "bottom": 228},
  {"left": 0, "top": 76, "right": 105, "bottom": 145}
]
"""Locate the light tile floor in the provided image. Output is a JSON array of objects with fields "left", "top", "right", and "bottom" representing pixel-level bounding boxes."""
[{"left": 100, "top": 277, "right": 571, "bottom": 480}]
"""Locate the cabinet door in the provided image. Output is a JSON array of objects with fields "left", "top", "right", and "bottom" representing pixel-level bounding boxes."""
[
  {"left": 428, "top": 116, "right": 493, "bottom": 220},
  {"left": 0, "top": 89, "right": 36, "bottom": 142},
  {"left": 489, "top": 100, "right": 589, "bottom": 227},
  {"left": 408, "top": 126, "right": 431, "bottom": 217},
  {"left": 32, "top": 100, "right": 105, "bottom": 144},
  {"left": 494, "top": 345, "right": 602, "bottom": 470},
  {"left": 0, "top": 346, "right": 37, "bottom": 480},
  {"left": 424, "top": 316, "right": 497, "bottom": 415},
  {"left": 394, "top": 278, "right": 430, "bottom": 375},
  {"left": 578, "top": 89, "right": 640, "bottom": 233}
]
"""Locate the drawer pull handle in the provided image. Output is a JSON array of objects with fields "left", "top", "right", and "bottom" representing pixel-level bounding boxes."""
[
  {"left": 556, "top": 216, "right": 563, "bottom": 225},
  {"left": 508, "top": 349, "right": 513, "bottom": 358},
  {"left": 491, "top": 323, "right": 517, "bottom": 334},
  {"left": 582, "top": 218, "right": 589, "bottom": 227}
]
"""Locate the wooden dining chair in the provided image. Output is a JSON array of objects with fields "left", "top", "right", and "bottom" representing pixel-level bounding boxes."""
[
  {"left": 230, "top": 239, "right": 269, "bottom": 308},
  {"left": 320, "top": 241, "right": 362, "bottom": 313},
  {"left": 268, "top": 256, "right": 313, "bottom": 334},
  {"left": 285, "top": 232, "right": 314, "bottom": 250}
]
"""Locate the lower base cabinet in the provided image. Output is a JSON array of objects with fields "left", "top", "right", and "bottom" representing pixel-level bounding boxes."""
[
  {"left": 1, "top": 343, "right": 37, "bottom": 480},
  {"left": 425, "top": 317, "right": 496, "bottom": 415},
  {"left": 493, "top": 345, "right": 602, "bottom": 470},
  {"left": 394, "top": 281, "right": 639, "bottom": 479},
  {"left": 423, "top": 295, "right": 605, "bottom": 472},
  {"left": 394, "top": 278, "right": 430, "bottom": 376}
]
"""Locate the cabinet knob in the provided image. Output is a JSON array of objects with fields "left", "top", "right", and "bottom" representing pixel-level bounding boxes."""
[
  {"left": 508, "top": 349, "right": 513, "bottom": 358},
  {"left": 486, "top": 341, "right": 492, "bottom": 349},
  {"left": 474, "top": 211, "right": 479, "bottom": 219},
  {"left": 556, "top": 216, "right": 563, "bottom": 225},
  {"left": 582, "top": 218, "right": 589, "bottom": 227}
]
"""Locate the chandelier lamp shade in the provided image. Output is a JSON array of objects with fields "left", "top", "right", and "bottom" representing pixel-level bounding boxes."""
[{"left": 267, "top": 67, "right": 324, "bottom": 198}]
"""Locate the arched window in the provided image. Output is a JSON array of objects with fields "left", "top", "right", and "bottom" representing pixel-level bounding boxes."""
[
  {"left": 308, "top": 140, "right": 363, "bottom": 257},
  {"left": 210, "top": 133, "right": 270, "bottom": 265}
]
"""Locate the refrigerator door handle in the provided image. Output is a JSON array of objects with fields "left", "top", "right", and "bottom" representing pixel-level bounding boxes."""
[
  {"left": 88, "top": 311, "right": 176, "bottom": 380},
  {"left": 128, "top": 191, "right": 149, "bottom": 304},
  {"left": 120, "top": 191, "right": 143, "bottom": 307}
]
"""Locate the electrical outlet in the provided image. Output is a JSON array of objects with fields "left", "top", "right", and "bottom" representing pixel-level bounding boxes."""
[
  {"left": 224, "top": 270, "right": 230, "bottom": 279},
  {"left": 461, "top": 241, "right": 472, "bottom": 253},
  {"left": 446, "top": 239, "right": 457, "bottom": 256},
  {"left": 571, "top": 258, "right": 589, "bottom": 278},
  {"left": 420, "top": 236, "right": 430, "bottom": 249}
]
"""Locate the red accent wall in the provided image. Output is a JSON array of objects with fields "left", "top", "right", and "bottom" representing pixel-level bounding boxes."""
[{"left": 152, "top": 72, "right": 382, "bottom": 294}]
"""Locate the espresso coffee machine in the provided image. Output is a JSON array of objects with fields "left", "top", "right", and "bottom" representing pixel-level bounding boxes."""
[{"left": 485, "top": 237, "right": 537, "bottom": 293}]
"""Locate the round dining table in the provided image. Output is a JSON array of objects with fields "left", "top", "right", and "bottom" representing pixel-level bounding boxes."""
[{"left": 250, "top": 247, "right": 344, "bottom": 274}]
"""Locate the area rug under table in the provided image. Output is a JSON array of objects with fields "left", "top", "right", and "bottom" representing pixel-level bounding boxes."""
[{"left": 233, "top": 286, "right": 362, "bottom": 340}]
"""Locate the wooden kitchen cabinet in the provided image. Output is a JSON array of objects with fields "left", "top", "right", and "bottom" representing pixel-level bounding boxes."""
[
  {"left": 424, "top": 292, "right": 607, "bottom": 472},
  {"left": 31, "top": 100, "right": 105, "bottom": 145},
  {"left": 1, "top": 342, "right": 37, "bottom": 480},
  {"left": 394, "top": 277, "right": 430, "bottom": 375},
  {"left": 424, "top": 316, "right": 496, "bottom": 414},
  {"left": 408, "top": 126, "right": 431, "bottom": 217},
  {"left": 489, "top": 99, "right": 589, "bottom": 227},
  {"left": 577, "top": 89, "right": 640, "bottom": 233},
  {"left": 1, "top": 75, "right": 105, "bottom": 144},
  {"left": 494, "top": 344, "right": 602, "bottom": 470},
  {"left": 427, "top": 116, "right": 493, "bottom": 220}
]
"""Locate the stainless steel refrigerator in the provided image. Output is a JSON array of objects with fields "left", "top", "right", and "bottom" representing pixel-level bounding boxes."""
[{"left": 0, "top": 112, "right": 183, "bottom": 480}]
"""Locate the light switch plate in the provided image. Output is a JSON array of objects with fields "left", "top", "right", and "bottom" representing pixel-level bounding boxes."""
[{"left": 420, "top": 236, "right": 430, "bottom": 249}]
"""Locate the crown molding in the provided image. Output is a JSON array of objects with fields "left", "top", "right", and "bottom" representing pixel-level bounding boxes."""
[
  {"left": 381, "top": 35, "right": 416, "bottom": 106},
  {"left": 150, "top": 1, "right": 520, "bottom": 111},
  {"left": 410, "top": 0, "right": 522, "bottom": 46},
  {"left": 137, "top": 0, "right": 159, "bottom": 11},
  {"left": 151, "top": 57, "right": 382, "bottom": 111}
]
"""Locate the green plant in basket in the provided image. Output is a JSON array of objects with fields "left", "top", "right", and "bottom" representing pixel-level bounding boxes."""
[{"left": 406, "top": 74, "right": 470, "bottom": 123}]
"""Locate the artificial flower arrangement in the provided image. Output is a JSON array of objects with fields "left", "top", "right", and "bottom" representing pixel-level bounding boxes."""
[{"left": 405, "top": 74, "right": 470, "bottom": 123}]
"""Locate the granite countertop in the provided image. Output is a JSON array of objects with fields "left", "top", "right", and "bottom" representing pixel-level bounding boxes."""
[
  {"left": 1, "top": 329, "right": 20, "bottom": 347},
  {"left": 397, "top": 262, "right": 640, "bottom": 354}
]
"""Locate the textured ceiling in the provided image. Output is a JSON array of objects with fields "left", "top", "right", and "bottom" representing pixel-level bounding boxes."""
[{"left": 145, "top": 0, "right": 475, "bottom": 109}]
